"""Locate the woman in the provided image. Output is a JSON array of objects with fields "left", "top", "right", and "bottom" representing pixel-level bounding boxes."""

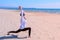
[{"left": 7, "top": 6, "right": 31, "bottom": 37}]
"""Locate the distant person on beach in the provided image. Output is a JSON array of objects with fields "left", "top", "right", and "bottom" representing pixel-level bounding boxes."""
[{"left": 7, "top": 6, "right": 31, "bottom": 37}]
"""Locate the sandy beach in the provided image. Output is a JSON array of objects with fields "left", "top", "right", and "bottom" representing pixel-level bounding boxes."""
[{"left": 0, "top": 9, "right": 60, "bottom": 40}]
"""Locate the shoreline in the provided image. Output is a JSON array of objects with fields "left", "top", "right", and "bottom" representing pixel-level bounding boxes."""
[{"left": 0, "top": 9, "right": 60, "bottom": 14}]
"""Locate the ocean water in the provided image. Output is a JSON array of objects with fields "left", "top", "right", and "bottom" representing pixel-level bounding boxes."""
[{"left": 0, "top": 7, "right": 60, "bottom": 13}]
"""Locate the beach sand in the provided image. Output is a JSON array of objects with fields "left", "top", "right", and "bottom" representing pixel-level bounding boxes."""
[{"left": 0, "top": 9, "right": 60, "bottom": 40}]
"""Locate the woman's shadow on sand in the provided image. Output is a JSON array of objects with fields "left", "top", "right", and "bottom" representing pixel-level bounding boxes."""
[{"left": 0, "top": 35, "right": 27, "bottom": 40}]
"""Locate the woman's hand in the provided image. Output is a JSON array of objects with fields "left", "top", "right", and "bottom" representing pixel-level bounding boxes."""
[{"left": 24, "top": 16, "right": 26, "bottom": 20}]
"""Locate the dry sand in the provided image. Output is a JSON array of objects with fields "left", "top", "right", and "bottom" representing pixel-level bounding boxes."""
[{"left": 0, "top": 9, "right": 60, "bottom": 40}]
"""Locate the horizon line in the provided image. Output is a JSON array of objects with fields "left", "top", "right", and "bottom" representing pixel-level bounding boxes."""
[{"left": 0, "top": 6, "right": 60, "bottom": 9}]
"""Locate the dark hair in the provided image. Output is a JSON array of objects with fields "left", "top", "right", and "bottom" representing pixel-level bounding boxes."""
[{"left": 20, "top": 13, "right": 25, "bottom": 16}]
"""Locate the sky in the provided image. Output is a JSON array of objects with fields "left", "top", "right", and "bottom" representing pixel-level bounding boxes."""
[{"left": 0, "top": 0, "right": 60, "bottom": 8}]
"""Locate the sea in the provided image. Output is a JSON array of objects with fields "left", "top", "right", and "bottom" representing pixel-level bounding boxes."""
[{"left": 0, "top": 7, "right": 60, "bottom": 13}]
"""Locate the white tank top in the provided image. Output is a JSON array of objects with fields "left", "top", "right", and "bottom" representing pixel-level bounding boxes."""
[{"left": 20, "top": 10, "right": 26, "bottom": 29}]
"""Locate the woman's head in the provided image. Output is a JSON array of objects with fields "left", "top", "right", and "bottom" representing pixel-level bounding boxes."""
[{"left": 19, "top": 6, "right": 22, "bottom": 10}]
